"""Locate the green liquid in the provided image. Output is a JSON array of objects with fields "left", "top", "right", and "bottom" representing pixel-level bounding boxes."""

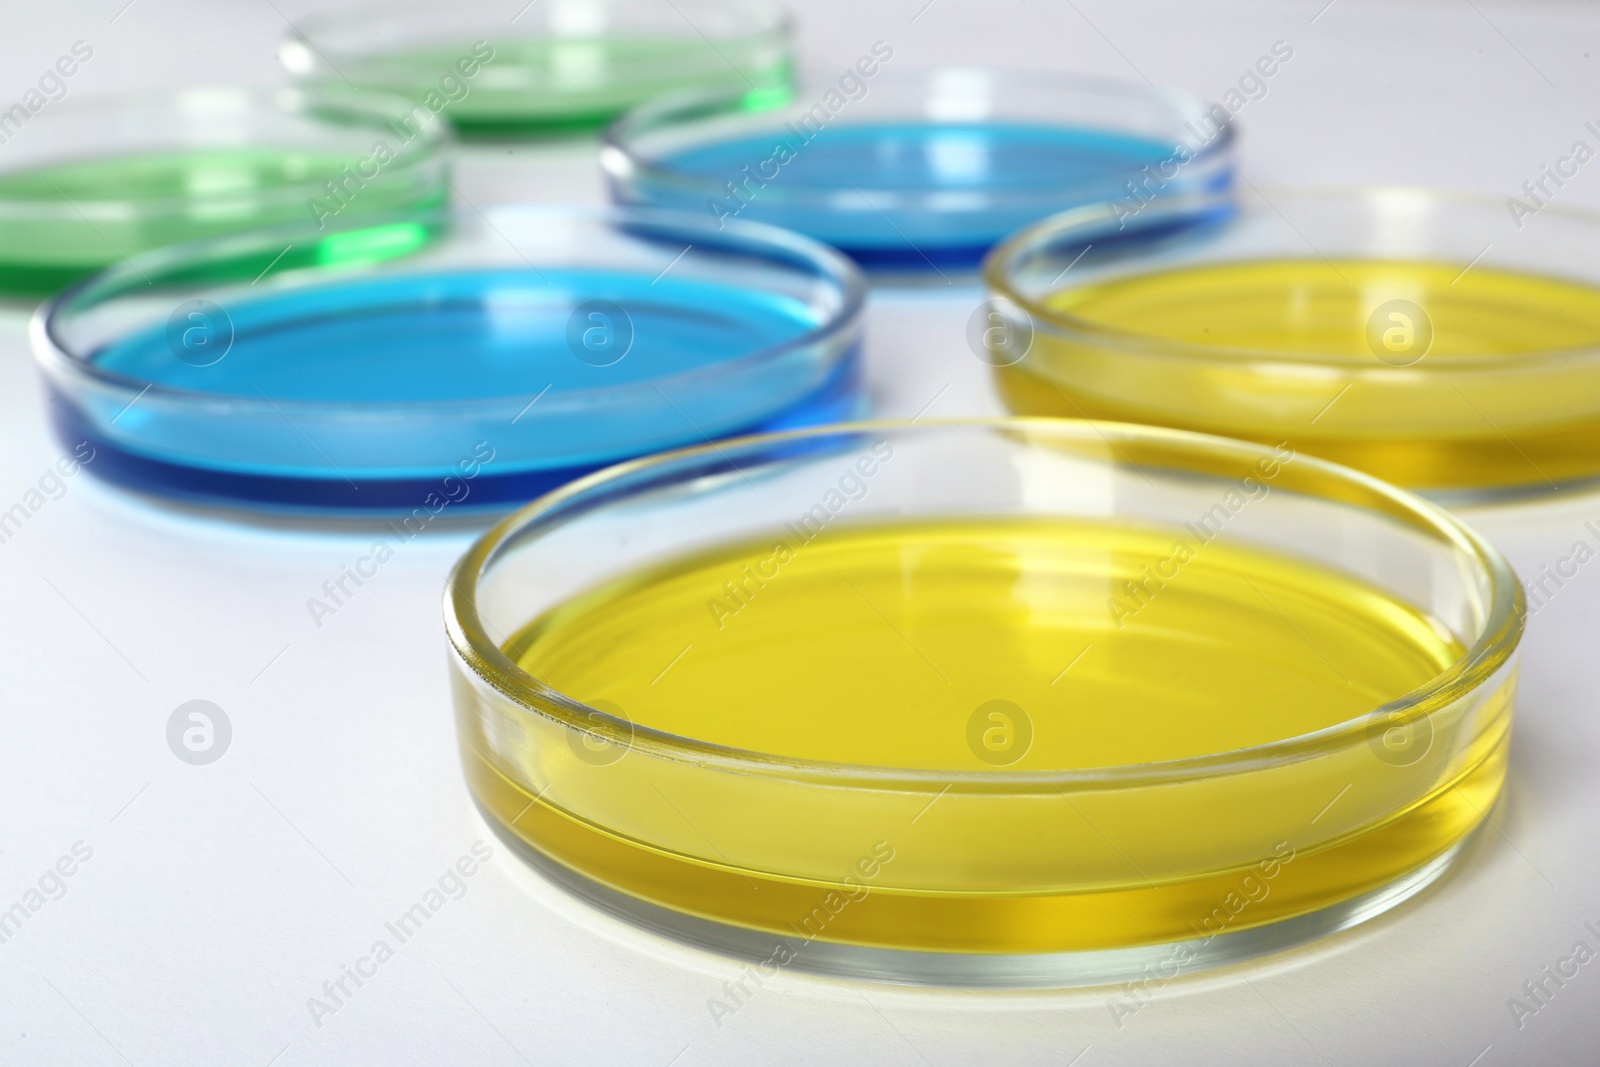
[
  {"left": 0, "top": 147, "right": 444, "bottom": 296},
  {"left": 331, "top": 37, "right": 791, "bottom": 136}
]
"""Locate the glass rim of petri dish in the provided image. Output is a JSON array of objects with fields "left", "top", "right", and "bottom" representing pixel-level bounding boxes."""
[
  {"left": 33, "top": 202, "right": 865, "bottom": 418},
  {"left": 285, "top": 0, "right": 791, "bottom": 59},
  {"left": 31, "top": 203, "right": 865, "bottom": 512},
  {"left": 0, "top": 84, "right": 449, "bottom": 223},
  {"left": 602, "top": 66, "right": 1236, "bottom": 210},
  {"left": 279, "top": 0, "right": 795, "bottom": 134},
  {"left": 285, "top": 0, "right": 791, "bottom": 54},
  {"left": 986, "top": 183, "right": 1600, "bottom": 370},
  {"left": 444, "top": 416, "right": 1522, "bottom": 791}
]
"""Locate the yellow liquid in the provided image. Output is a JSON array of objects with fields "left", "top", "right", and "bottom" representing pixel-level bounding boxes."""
[
  {"left": 997, "top": 259, "right": 1600, "bottom": 491},
  {"left": 463, "top": 518, "right": 1511, "bottom": 953}
]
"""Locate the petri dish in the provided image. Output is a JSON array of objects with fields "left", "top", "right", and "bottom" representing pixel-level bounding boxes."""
[
  {"left": 604, "top": 68, "right": 1235, "bottom": 270},
  {"left": 280, "top": 0, "right": 794, "bottom": 137},
  {"left": 0, "top": 87, "right": 448, "bottom": 298},
  {"left": 32, "top": 205, "right": 863, "bottom": 514},
  {"left": 986, "top": 185, "right": 1600, "bottom": 499},
  {"left": 447, "top": 418, "right": 1522, "bottom": 987}
]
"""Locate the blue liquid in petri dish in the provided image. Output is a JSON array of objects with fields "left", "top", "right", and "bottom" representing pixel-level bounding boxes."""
[
  {"left": 644, "top": 122, "right": 1227, "bottom": 268},
  {"left": 59, "top": 268, "right": 859, "bottom": 511}
]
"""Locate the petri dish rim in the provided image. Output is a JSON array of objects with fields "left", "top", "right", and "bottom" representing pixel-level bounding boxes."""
[
  {"left": 289, "top": 0, "right": 793, "bottom": 51},
  {"left": 280, "top": 0, "right": 795, "bottom": 134},
  {"left": 0, "top": 85, "right": 447, "bottom": 222},
  {"left": 32, "top": 203, "right": 867, "bottom": 419},
  {"left": 602, "top": 66, "right": 1237, "bottom": 209},
  {"left": 286, "top": 0, "right": 793, "bottom": 58},
  {"left": 985, "top": 184, "right": 1600, "bottom": 371},
  {"left": 444, "top": 416, "right": 1523, "bottom": 791}
]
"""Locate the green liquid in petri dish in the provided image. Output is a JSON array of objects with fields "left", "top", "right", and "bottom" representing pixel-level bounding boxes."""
[
  {"left": 0, "top": 147, "right": 444, "bottom": 296},
  {"left": 330, "top": 38, "right": 791, "bottom": 136}
]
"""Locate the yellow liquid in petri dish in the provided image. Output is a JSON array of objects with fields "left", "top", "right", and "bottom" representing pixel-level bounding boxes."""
[
  {"left": 996, "top": 260, "right": 1600, "bottom": 492},
  {"left": 467, "top": 518, "right": 1511, "bottom": 954}
]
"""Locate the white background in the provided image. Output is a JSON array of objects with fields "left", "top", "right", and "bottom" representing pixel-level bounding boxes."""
[{"left": 2, "top": 0, "right": 1599, "bottom": 1064}]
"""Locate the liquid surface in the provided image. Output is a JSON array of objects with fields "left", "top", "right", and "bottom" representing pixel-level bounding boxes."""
[
  {"left": 93, "top": 267, "right": 821, "bottom": 402},
  {"left": 1046, "top": 259, "right": 1600, "bottom": 356},
  {"left": 470, "top": 515, "right": 1506, "bottom": 953},
  {"left": 508, "top": 518, "right": 1461, "bottom": 770},
  {"left": 0, "top": 148, "right": 441, "bottom": 293},
  {"left": 666, "top": 122, "right": 1171, "bottom": 193},
  {"left": 1000, "top": 259, "right": 1600, "bottom": 492},
  {"left": 63, "top": 265, "right": 853, "bottom": 508},
  {"left": 0, "top": 147, "right": 336, "bottom": 204},
  {"left": 340, "top": 37, "right": 790, "bottom": 132},
  {"left": 642, "top": 122, "right": 1199, "bottom": 262}
]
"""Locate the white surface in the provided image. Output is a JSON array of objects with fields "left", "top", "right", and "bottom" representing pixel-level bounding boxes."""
[{"left": 2, "top": 1, "right": 1599, "bottom": 1064}]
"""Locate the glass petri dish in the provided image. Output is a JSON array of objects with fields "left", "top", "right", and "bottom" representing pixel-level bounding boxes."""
[
  {"left": 280, "top": 0, "right": 794, "bottom": 137},
  {"left": 446, "top": 418, "right": 1522, "bottom": 987},
  {"left": 32, "top": 205, "right": 863, "bottom": 514},
  {"left": 0, "top": 87, "right": 448, "bottom": 298},
  {"left": 986, "top": 185, "right": 1600, "bottom": 499},
  {"left": 604, "top": 67, "right": 1235, "bottom": 270}
]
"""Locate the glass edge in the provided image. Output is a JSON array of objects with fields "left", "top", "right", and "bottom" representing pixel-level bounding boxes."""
[
  {"left": 983, "top": 183, "right": 1600, "bottom": 370},
  {"left": 0, "top": 84, "right": 452, "bottom": 221},
  {"left": 31, "top": 202, "right": 867, "bottom": 416},
  {"left": 442, "top": 415, "right": 1525, "bottom": 792},
  {"left": 600, "top": 67, "right": 1234, "bottom": 202},
  {"left": 286, "top": 0, "right": 794, "bottom": 55}
]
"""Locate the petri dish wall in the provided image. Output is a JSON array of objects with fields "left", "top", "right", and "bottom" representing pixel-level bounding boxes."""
[
  {"left": 986, "top": 186, "right": 1600, "bottom": 499},
  {"left": 0, "top": 87, "right": 448, "bottom": 298},
  {"left": 447, "top": 419, "right": 1521, "bottom": 986},
  {"left": 33, "top": 205, "right": 863, "bottom": 514},
  {"left": 605, "top": 67, "right": 1235, "bottom": 270},
  {"left": 280, "top": 0, "right": 794, "bottom": 137}
]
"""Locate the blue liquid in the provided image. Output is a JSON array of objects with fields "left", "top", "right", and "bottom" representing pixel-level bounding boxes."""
[
  {"left": 633, "top": 122, "right": 1225, "bottom": 268},
  {"left": 62, "top": 268, "right": 859, "bottom": 512}
]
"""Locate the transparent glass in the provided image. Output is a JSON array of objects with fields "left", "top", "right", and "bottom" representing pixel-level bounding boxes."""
[
  {"left": 604, "top": 68, "right": 1235, "bottom": 270},
  {"left": 33, "top": 205, "right": 863, "bottom": 514},
  {"left": 281, "top": 0, "right": 793, "bottom": 137},
  {"left": 446, "top": 418, "right": 1521, "bottom": 986},
  {"left": 0, "top": 86, "right": 447, "bottom": 297},
  {"left": 987, "top": 186, "right": 1600, "bottom": 499}
]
